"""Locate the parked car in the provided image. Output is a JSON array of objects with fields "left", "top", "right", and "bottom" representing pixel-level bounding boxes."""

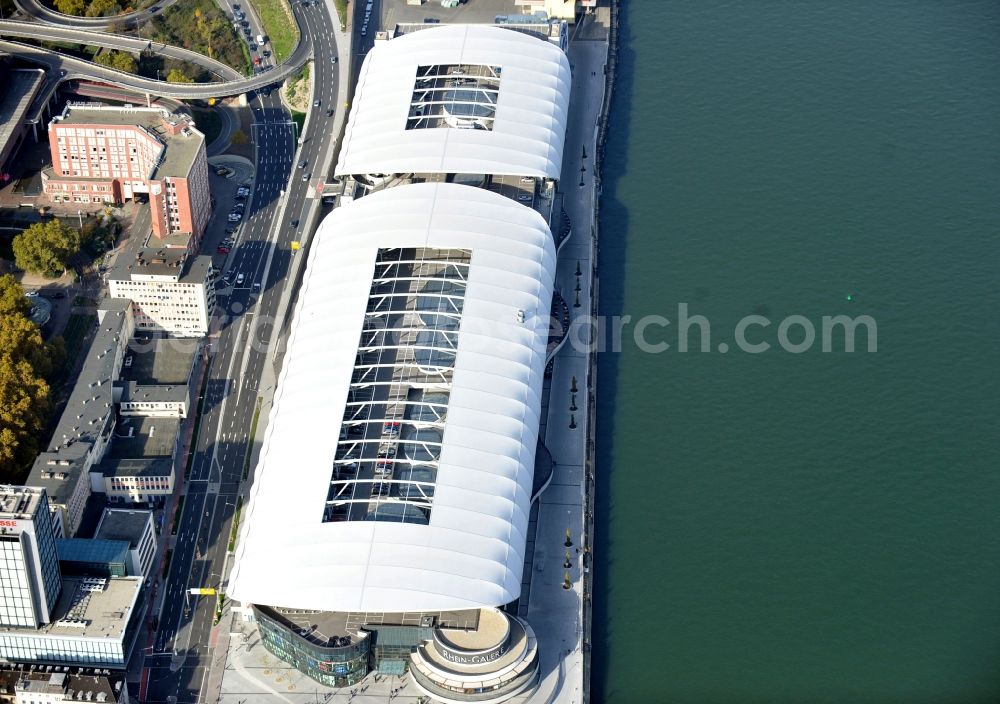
[
  {"left": 217, "top": 246, "right": 230, "bottom": 254},
  {"left": 227, "top": 213, "right": 242, "bottom": 222}
]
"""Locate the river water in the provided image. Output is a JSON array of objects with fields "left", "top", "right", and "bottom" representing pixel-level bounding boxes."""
[{"left": 593, "top": 2, "right": 1000, "bottom": 702}]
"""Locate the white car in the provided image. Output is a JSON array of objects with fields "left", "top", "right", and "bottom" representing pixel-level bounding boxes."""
[{"left": 236, "top": 273, "right": 245, "bottom": 285}]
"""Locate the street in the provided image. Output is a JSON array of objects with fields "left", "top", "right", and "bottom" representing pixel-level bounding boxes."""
[{"left": 141, "top": 2, "right": 343, "bottom": 701}]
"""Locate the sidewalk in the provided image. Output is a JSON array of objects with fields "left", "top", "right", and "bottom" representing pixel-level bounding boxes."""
[{"left": 524, "top": 37, "right": 608, "bottom": 704}]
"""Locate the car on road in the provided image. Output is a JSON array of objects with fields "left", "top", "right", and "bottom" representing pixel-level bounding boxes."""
[
  {"left": 326, "top": 109, "right": 334, "bottom": 117},
  {"left": 252, "top": 282, "right": 261, "bottom": 292},
  {"left": 217, "top": 246, "right": 230, "bottom": 254},
  {"left": 313, "top": 99, "right": 321, "bottom": 107},
  {"left": 290, "top": 218, "right": 299, "bottom": 228},
  {"left": 227, "top": 213, "right": 242, "bottom": 222},
  {"left": 302, "top": 172, "right": 311, "bottom": 182},
  {"left": 232, "top": 201, "right": 245, "bottom": 210},
  {"left": 424, "top": 17, "right": 440, "bottom": 23},
  {"left": 361, "top": 26, "right": 368, "bottom": 36},
  {"left": 236, "top": 187, "right": 250, "bottom": 196},
  {"left": 236, "top": 273, "right": 245, "bottom": 285},
  {"left": 25, "top": 291, "right": 39, "bottom": 298},
  {"left": 263, "top": 50, "right": 271, "bottom": 58},
  {"left": 517, "top": 194, "right": 533, "bottom": 202},
  {"left": 520, "top": 177, "right": 535, "bottom": 184},
  {"left": 297, "top": 159, "right": 307, "bottom": 169},
  {"left": 225, "top": 227, "right": 239, "bottom": 235},
  {"left": 331, "top": 55, "right": 338, "bottom": 63},
  {"left": 150, "top": 4, "right": 160, "bottom": 11}
]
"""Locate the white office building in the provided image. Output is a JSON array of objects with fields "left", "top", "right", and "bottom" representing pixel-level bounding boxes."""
[{"left": 107, "top": 247, "right": 214, "bottom": 337}]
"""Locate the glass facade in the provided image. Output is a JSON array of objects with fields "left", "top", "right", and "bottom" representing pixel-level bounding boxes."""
[
  {"left": 56, "top": 539, "right": 129, "bottom": 578},
  {"left": 254, "top": 607, "right": 371, "bottom": 687},
  {"left": 0, "top": 632, "right": 127, "bottom": 667},
  {"left": 0, "top": 538, "right": 35, "bottom": 627}
]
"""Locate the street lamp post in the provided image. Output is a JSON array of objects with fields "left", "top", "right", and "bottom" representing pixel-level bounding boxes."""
[{"left": 77, "top": 209, "right": 83, "bottom": 228}]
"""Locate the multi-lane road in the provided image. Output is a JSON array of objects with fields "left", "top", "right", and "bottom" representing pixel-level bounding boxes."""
[{"left": 141, "top": 1, "right": 344, "bottom": 700}]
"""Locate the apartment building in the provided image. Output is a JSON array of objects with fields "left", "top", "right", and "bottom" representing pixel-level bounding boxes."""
[{"left": 42, "top": 104, "right": 210, "bottom": 243}]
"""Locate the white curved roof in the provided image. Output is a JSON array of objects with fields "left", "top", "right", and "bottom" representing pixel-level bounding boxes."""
[
  {"left": 335, "top": 25, "right": 571, "bottom": 179},
  {"left": 228, "top": 183, "right": 556, "bottom": 613}
]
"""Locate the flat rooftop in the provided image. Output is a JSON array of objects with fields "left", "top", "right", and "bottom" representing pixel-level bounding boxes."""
[
  {"left": 95, "top": 457, "right": 174, "bottom": 478},
  {"left": 3, "top": 576, "right": 143, "bottom": 641},
  {"left": 121, "top": 335, "right": 199, "bottom": 385},
  {"left": 0, "top": 668, "right": 125, "bottom": 703},
  {"left": 0, "top": 486, "right": 47, "bottom": 520},
  {"left": 107, "top": 416, "right": 179, "bottom": 459},
  {"left": 109, "top": 239, "right": 212, "bottom": 284},
  {"left": 53, "top": 104, "right": 205, "bottom": 180},
  {"left": 95, "top": 509, "right": 153, "bottom": 548},
  {"left": 117, "top": 380, "right": 188, "bottom": 405}
]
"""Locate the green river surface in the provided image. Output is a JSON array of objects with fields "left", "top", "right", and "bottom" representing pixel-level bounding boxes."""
[{"left": 593, "top": 2, "right": 1000, "bottom": 702}]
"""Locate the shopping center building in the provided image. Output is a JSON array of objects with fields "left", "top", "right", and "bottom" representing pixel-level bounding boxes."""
[{"left": 229, "top": 24, "right": 570, "bottom": 704}]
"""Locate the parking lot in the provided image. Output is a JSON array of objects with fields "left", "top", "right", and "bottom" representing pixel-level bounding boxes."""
[{"left": 203, "top": 158, "right": 255, "bottom": 286}]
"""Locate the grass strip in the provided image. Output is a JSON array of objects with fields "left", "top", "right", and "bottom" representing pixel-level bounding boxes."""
[
  {"left": 247, "top": 0, "right": 299, "bottom": 63},
  {"left": 290, "top": 109, "right": 305, "bottom": 139},
  {"left": 183, "top": 363, "right": 212, "bottom": 479},
  {"left": 170, "top": 495, "right": 184, "bottom": 535},
  {"left": 333, "top": 0, "right": 347, "bottom": 29},
  {"left": 227, "top": 496, "right": 243, "bottom": 552},
  {"left": 241, "top": 397, "right": 263, "bottom": 481}
]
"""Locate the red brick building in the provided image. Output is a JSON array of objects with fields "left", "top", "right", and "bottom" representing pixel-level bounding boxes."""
[{"left": 42, "top": 104, "right": 211, "bottom": 244}]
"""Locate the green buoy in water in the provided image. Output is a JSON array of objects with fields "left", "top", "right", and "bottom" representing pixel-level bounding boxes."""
[{"left": 846, "top": 294, "right": 854, "bottom": 302}]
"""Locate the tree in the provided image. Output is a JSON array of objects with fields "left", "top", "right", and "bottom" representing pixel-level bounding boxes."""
[
  {"left": 0, "top": 275, "right": 55, "bottom": 481},
  {"left": 166, "top": 68, "right": 193, "bottom": 83},
  {"left": 85, "top": 0, "right": 122, "bottom": 17},
  {"left": 0, "top": 276, "right": 29, "bottom": 319},
  {"left": 95, "top": 50, "right": 138, "bottom": 74},
  {"left": 53, "top": 0, "right": 85, "bottom": 15},
  {"left": 231, "top": 129, "right": 248, "bottom": 145},
  {"left": 12, "top": 220, "right": 80, "bottom": 277}
]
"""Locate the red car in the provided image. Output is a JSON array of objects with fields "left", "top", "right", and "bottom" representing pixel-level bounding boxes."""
[{"left": 217, "top": 246, "right": 230, "bottom": 254}]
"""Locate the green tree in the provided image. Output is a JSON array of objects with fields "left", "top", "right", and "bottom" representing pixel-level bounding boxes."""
[
  {"left": 95, "top": 50, "right": 137, "bottom": 74},
  {"left": 166, "top": 68, "right": 193, "bottom": 83},
  {"left": 85, "top": 0, "right": 122, "bottom": 17},
  {"left": 53, "top": 0, "right": 85, "bottom": 15},
  {"left": 12, "top": 220, "right": 80, "bottom": 277}
]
